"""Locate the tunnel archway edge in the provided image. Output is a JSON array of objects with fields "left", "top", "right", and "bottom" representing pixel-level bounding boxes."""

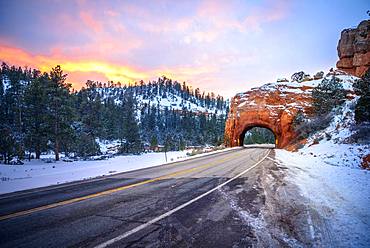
[{"left": 237, "top": 123, "right": 279, "bottom": 147}]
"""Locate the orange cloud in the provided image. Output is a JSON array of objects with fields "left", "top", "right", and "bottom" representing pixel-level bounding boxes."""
[
  {"left": 0, "top": 44, "right": 217, "bottom": 90},
  {"left": 0, "top": 44, "right": 148, "bottom": 88}
]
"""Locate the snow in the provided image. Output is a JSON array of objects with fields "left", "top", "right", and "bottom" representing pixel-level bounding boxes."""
[
  {"left": 237, "top": 71, "right": 359, "bottom": 98},
  {"left": 275, "top": 149, "right": 370, "bottom": 247},
  {"left": 0, "top": 147, "right": 240, "bottom": 195},
  {"left": 94, "top": 87, "right": 227, "bottom": 115},
  {"left": 96, "top": 139, "right": 121, "bottom": 154},
  {"left": 237, "top": 101, "right": 247, "bottom": 108},
  {"left": 297, "top": 97, "right": 369, "bottom": 168},
  {"left": 137, "top": 93, "right": 225, "bottom": 114},
  {"left": 274, "top": 94, "right": 370, "bottom": 246},
  {"left": 0, "top": 151, "right": 188, "bottom": 194}
]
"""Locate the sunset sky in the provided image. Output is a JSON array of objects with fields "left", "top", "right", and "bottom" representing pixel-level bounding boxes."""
[{"left": 0, "top": 0, "right": 368, "bottom": 97}]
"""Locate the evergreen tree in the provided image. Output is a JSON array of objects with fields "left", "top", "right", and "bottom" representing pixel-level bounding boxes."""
[
  {"left": 0, "top": 62, "right": 228, "bottom": 162},
  {"left": 2, "top": 64, "right": 27, "bottom": 159},
  {"left": 120, "top": 90, "right": 142, "bottom": 153},
  {"left": 47, "top": 65, "right": 74, "bottom": 161},
  {"left": 150, "top": 135, "right": 158, "bottom": 148},
  {"left": 312, "top": 76, "right": 346, "bottom": 115},
  {"left": 24, "top": 71, "right": 49, "bottom": 159},
  {"left": 244, "top": 127, "right": 275, "bottom": 145},
  {"left": 353, "top": 69, "right": 370, "bottom": 123}
]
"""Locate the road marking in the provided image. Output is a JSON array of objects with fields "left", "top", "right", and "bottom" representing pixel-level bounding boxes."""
[
  {"left": 94, "top": 150, "right": 270, "bottom": 248},
  {"left": 0, "top": 148, "right": 244, "bottom": 201},
  {"left": 0, "top": 150, "right": 245, "bottom": 221}
]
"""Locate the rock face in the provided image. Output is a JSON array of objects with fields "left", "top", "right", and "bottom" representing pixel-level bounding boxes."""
[
  {"left": 361, "top": 154, "right": 370, "bottom": 170},
  {"left": 224, "top": 72, "right": 357, "bottom": 149},
  {"left": 337, "top": 20, "right": 370, "bottom": 77}
]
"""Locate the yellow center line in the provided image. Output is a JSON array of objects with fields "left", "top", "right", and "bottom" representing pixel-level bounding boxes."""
[{"left": 0, "top": 150, "right": 245, "bottom": 221}]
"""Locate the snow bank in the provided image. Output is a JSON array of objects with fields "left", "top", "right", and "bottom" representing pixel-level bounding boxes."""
[
  {"left": 0, "top": 151, "right": 188, "bottom": 194},
  {"left": 297, "top": 97, "right": 369, "bottom": 168},
  {"left": 276, "top": 149, "right": 370, "bottom": 247},
  {"left": 274, "top": 92, "right": 370, "bottom": 246},
  {"left": 0, "top": 147, "right": 239, "bottom": 195}
]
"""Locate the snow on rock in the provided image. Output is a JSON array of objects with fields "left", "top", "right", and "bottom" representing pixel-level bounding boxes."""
[{"left": 225, "top": 69, "right": 359, "bottom": 149}]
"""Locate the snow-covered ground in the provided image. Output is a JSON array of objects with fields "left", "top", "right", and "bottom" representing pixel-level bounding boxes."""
[
  {"left": 0, "top": 147, "right": 240, "bottom": 195},
  {"left": 274, "top": 95, "right": 370, "bottom": 246},
  {"left": 276, "top": 149, "right": 370, "bottom": 247},
  {"left": 0, "top": 151, "right": 189, "bottom": 195},
  {"left": 297, "top": 97, "right": 369, "bottom": 168}
]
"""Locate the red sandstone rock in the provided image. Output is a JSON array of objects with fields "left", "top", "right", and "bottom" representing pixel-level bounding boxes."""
[
  {"left": 353, "top": 52, "right": 370, "bottom": 66},
  {"left": 337, "top": 57, "right": 355, "bottom": 69},
  {"left": 224, "top": 81, "right": 315, "bottom": 149},
  {"left": 361, "top": 154, "right": 370, "bottom": 170},
  {"left": 337, "top": 20, "right": 370, "bottom": 77},
  {"left": 356, "top": 66, "right": 369, "bottom": 77},
  {"left": 224, "top": 71, "right": 358, "bottom": 149}
]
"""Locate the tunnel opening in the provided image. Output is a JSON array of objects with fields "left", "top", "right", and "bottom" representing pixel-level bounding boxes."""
[{"left": 240, "top": 126, "right": 277, "bottom": 148}]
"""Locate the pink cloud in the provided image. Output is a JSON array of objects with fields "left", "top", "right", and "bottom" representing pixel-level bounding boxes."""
[
  {"left": 241, "top": 0, "right": 290, "bottom": 32},
  {"left": 104, "top": 9, "right": 119, "bottom": 17},
  {"left": 80, "top": 11, "right": 103, "bottom": 33}
]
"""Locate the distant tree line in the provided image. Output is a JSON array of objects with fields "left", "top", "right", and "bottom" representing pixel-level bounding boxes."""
[{"left": 0, "top": 63, "right": 228, "bottom": 163}]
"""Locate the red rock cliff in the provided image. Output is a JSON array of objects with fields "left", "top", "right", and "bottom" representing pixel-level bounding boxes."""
[{"left": 337, "top": 20, "right": 370, "bottom": 77}]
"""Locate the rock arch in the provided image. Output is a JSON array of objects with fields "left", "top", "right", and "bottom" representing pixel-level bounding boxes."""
[{"left": 224, "top": 82, "right": 315, "bottom": 149}]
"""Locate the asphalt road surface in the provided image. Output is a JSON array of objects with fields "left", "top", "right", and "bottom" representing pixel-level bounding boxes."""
[{"left": 0, "top": 147, "right": 320, "bottom": 248}]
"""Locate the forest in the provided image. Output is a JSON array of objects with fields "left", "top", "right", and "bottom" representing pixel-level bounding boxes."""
[{"left": 0, "top": 63, "right": 228, "bottom": 163}]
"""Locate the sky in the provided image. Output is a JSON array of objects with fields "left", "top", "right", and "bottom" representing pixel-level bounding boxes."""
[{"left": 0, "top": 0, "right": 369, "bottom": 97}]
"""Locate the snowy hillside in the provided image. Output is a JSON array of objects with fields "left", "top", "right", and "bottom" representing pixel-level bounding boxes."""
[
  {"left": 275, "top": 97, "right": 370, "bottom": 247},
  {"left": 88, "top": 79, "right": 228, "bottom": 116},
  {"left": 272, "top": 70, "right": 370, "bottom": 247},
  {"left": 275, "top": 70, "right": 368, "bottom": 168},
  {"left": 289, "top": 97, "right": 368, "bottom": 168},
  {"left": 78, "top": 78, "right": 229, "bottom": 148}
]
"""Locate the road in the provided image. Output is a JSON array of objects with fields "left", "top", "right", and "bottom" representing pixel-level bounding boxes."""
[{"left": 0, "top": 147, "right": 316, "bottom": 247}]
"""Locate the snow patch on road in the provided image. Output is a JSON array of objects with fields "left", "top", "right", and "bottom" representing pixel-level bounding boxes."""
[{"left": 219, "top": 188, "right": 265, "bottom": 230}]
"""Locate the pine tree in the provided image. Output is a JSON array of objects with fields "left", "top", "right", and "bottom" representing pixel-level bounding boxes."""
[
  {"left": 74, "top": 88, "right": 102, "bottom": 157},
  {"left": 312, "top": 76, "right": 346, "bottom": 115},
  {"left": 24, "top": 71, "right": 49, "bottom": 159},
  {"left": 2, "top": 64, "right": 27, "bottom": 159},
  {"left": 150, "top": 135, "right": 158, "bottom": 148},
  {"left": 353, "top": 69, "right": 370, "bottom": 123},
  {"left": 47, "top": 65, "right": 74, "bottom": 161},
  {"left": 120, "top": 90, "right": 142, "bottom": 153}
]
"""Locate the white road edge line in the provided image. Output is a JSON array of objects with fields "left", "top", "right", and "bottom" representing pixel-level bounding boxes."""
[{"left": 94, "top": 149, "right": 270, "bottom": 248}]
